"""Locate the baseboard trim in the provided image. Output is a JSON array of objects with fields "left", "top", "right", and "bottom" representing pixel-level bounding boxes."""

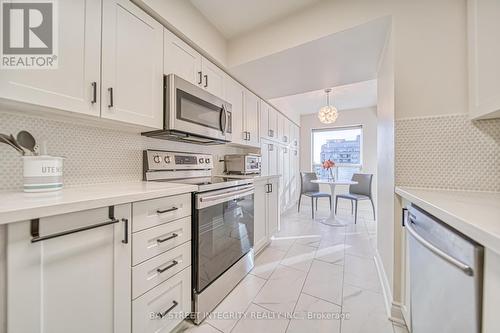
[{"left": 374, "top": 251, "right": 406, "bottom": 326}]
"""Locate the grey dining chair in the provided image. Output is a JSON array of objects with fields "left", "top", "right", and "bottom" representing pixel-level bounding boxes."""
[
  {"left": 335, "top": 173, "right": 375, "bottom": 224},
  {"left": 298, "top": 172, "right": 331, "bottom": 219}
]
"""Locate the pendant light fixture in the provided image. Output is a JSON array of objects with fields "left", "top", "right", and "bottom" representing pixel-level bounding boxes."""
[{"left": 318, "top": 88, "right": 338, "bottom": 124}]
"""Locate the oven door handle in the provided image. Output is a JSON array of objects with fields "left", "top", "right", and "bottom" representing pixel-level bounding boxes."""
[{"left": 197, "top": 187, "right": 254, "bottom": 209}]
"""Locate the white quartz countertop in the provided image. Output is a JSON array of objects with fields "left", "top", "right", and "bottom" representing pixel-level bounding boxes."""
[
  {"left": 396, "top": 186, "right": 500, "bottom": 254},
  {"left": 0, "top": 181, "right": 198, "bottom": 225},
  {"left": 216, "top": 174, "right": 281, "bottom": 181}
]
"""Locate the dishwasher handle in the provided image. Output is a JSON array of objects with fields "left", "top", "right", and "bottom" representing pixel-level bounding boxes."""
[{"left": 406, "top": 219, "right": 474, "bottom": 276}]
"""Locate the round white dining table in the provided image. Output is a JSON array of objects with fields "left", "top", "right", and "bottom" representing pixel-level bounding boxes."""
[{"left": 310, "top": 179, "right": 358, "bottom": 226}]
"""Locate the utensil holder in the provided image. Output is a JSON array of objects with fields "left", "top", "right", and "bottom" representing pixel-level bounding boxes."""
[{"left": 22, "top": 156, "right": 64, "bottom": 192}]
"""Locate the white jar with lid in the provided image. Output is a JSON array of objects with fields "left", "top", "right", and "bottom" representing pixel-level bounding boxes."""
[{"left": 22, "top": 156, "right": 64, "bottom": 192}]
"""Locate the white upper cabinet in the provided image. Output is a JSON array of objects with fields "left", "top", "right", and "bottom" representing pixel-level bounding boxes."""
[
  {"left": 468, "top": 0, "right": 500, "bottom": 119},
  {"left": 243, "top": 88, "right": 260, "bottom": 147},
  {"left": 164, "top": 28, "right": 202, "bottom": 85},
  {"left": 268, "top": 107, "right": 279, "bottom": 140},
  {"left": 0, "top": 0, "right": 102, "bottom": 117},
  {"left": 291, "top": 124, "right": 300, "bottom": 148},
  {"left": 164, "top": 29, "right": 224, "bottom": 99},
  {"left": 201, "top": 58, "right": 225, "bottom": 99},
  {"left": 101, "top": 0, "right": 163, "bottom": 129},
  {"left": 260, "top": 100, "right": 270, "bottom": 139},
  {"left": 224, "top": 76, "right": 245, "bottom": 145}
]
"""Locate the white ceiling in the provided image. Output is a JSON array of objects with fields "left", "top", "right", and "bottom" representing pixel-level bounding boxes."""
[
  {"left": 189, "top": 0, "right": 323, "bottom": 39},
  {"left": 269, "top": 80, "right": 378, "bottom": 121},
  {"left": 228, "top": 17, "right": 390, "bottom": 100}
]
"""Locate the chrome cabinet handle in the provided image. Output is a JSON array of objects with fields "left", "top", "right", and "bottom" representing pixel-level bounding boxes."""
[
  {"left": 269, "top": 129, "right": 274, "bottom": 137},
  {"left": 108, "top": 87, "right": 113, "bottom": 108},
  {"left": 31, "top": 206, "right": 119, "bottom": 243},
  {"left": 247, "top": 132, "right": 251, "bottom": 141},
  {"left": 406, "top": 219, "right": 474, "bottom": 276},
  {"left": 157, "top": 260, "right": 179, "bottom": 274},
  {"left": 91, "top": 82, "right": 97, "bottom": 104},
  {"left": 157, "top": 233, "right": 178, "bottom": 243},
  {"left": 198, "top": 71, "right": 203, "bottom": 85},
  {"left": 269, "top": 144, "right": 274, "bottom": 151},
  {"left": 204, "top": 74, "right": 208, "bottom": 88},
  {"left": 156, "top": 207, "right": 178, "bottom": 214},
  {"left": 156, "top": 301, "right": 178, "bottom": 319}
]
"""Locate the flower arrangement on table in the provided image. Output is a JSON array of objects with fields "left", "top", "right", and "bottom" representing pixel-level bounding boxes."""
[{"left": 321, "top": 159, "right": 336, "bottom": 180}]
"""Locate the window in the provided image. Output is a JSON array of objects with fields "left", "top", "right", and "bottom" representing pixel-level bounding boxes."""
[{"left": 312, "top": 126, "right": 362, "bottom": 180}]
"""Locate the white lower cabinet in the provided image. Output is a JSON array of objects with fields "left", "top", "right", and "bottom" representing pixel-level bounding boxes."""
[
  {"left": 254, "top": 178, "right": 280, "bottom": 254},
  {"left": 6, "top": 192, "right": 194, "bottom": 333},
  {"left": 132, "top": 267, "right": 191, "bottom": 333},
  {"left": 131, "top": 194, "right": 193, "bottom": 333},
  {"left": 6, "top": 204, "right": 132, "bottom": 333},
  {"left": 132, "top": 242, "right": 191, "bottom": 299},
  {"left": 132, "top": 216, "right": 191, "bottom": 265}
]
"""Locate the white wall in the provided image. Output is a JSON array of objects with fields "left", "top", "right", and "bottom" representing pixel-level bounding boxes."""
[
  {"left": 299, "top": 107, "right": 378, "bottom": 196},
  {"left": 228, "top": 0, "right": 467, "bottom": 119},
  {"left": 134, "top": 0, "right": 227, "bottom": 66},
  {"left": 376, "top": 28, "right": 397, "bottom": 315}
]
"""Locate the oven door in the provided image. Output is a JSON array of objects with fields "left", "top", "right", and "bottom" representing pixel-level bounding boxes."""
[
  {"left": 165, "top": 74, "right": 232, "bottom": 142},
  {"left": 193, "top": 185, "right": 254, "bottom": 293}
]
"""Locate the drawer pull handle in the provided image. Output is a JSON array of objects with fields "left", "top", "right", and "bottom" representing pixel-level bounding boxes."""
[
  {"left": 156, "top": 260, "right": 179, "bottom": 274},
  {"left": 157, "top": 207, "right": 178, "bottom": 214},
  {"left": 157, "top": 233, "right": 178, "bottom": 243},
  {"left": 157, "top": 301, "right": 178, "bottom": 319}
]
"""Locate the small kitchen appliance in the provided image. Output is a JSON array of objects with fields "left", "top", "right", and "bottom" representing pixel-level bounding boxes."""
[{"left": 224, "top": 154, "right": 261, "bottom": 175}]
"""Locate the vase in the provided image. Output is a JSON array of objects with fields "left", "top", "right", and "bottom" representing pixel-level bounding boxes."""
[{"left": 328, "top": 168, "right": 335, "bottom": 181}]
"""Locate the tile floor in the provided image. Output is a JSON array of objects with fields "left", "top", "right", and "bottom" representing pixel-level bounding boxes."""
[{"left": 175, "top": 200, "right": 409, "bottom": 333}]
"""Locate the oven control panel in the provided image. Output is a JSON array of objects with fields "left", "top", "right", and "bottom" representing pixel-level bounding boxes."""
[{"left": 144, "top": 150, "right": 213, "bottom": 171}]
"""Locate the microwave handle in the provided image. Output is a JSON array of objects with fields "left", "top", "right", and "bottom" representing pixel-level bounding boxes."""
[{"left": 220, "top": 105, "right": 227, "bottom": 134}]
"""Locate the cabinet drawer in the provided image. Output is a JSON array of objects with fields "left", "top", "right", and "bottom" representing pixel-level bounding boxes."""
[
  {"left": 132, "top": 217, "right": 191, "bottom": 265},
  {"left": 133, "top": 267, "right": 191, "bottom": 333},
  {"left": 132, "top": 241, "right": 191, "bottom": 299},
  {"left": 133, "top": 194, "right": 191, "bottom": 233}
]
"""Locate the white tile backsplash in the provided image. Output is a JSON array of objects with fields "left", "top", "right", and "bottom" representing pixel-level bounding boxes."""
[
  {"left": 396, "top": 114, "right": 500, "bottom": 192},
  {"left": 0, "top": 111, "right": 254, "bottom": 190}
]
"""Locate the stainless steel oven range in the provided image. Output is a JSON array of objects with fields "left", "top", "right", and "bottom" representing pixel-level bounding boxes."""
[{"left": 143, "top": 149, "right": 255, "bottom": 324}]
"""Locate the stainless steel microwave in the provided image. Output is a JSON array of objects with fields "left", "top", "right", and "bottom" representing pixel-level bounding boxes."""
[{"left": 142, "top": 74, "right": 232, "bottom": 144}]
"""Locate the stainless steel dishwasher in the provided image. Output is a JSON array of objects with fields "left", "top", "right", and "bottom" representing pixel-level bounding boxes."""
[{"left": 406, "top": 205, "right": 483, "bottom": 333}]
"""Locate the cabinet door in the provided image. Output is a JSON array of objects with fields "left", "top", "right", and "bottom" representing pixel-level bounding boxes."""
[
  {"left": 283, "top": 118, "right": 291, "bottom": 145},
  {"left": 201, "top": 57, "right": 225, "bottom": 99},
  {"left": 269, "top": 142, "right": 278, "bottom": 176},
  {"left": 253, "top": 181, "right": 269, "bottom": 253},
  {"left": 164, "top": 29, "right": 202, "bottom": 85},
  {"left": 277, "top": 146, "right": 285, "bottom": 211},
  {"left": 277, "top": 112, "right": 285, "bottom": 144},
  {"left": 292, "top": 124, "right": 300, "bottom": 148},
  {"left": 7, "top": 205, "right": 131, "bottom": 333},
  {"left": 225, "top": 76, "right": 245, "bottom": 145},
  {"left": 283, "top": 147, "right": 290, "bottom": 209},
  {"left": 268, "top": 179, "right": 280, "bottom": 236},
  {"left": 0, "top": 0, "right": 101, "bottom": 117},
  {"left": 260, "top": 100, "right": 270, "bottom": 140},
  {"left": 260, "top": 141, "right": 270, "bottom": 177},
  {"left": 290, "top": 149, "right": 299, "bottom": 204},
  {"left": 244, "top": 89, "right": 260, "bottom": 147},
  {"left": 468, "top": 0, "right": 500, "bottom": 119},
  {"left": 101, "top": 0, "right": 163, "bottom": 129},
  {"left": 268, "top": 107, "right": 279, "bottom": 141}
]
